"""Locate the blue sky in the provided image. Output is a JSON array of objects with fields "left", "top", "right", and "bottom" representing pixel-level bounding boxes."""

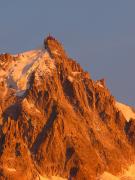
[{"left": 0, "top": 0, "right": 135, "bottom": 106}]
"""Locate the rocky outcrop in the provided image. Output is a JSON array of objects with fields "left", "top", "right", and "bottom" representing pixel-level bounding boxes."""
[
  {"left": 0, "top": 36, "right": 134, "bottom": 180},
  {"left": 125, "top": 119, "right": 135, "bottom": 148}
]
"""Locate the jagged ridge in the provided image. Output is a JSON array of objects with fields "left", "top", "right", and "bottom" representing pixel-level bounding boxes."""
[{"left": 0, "top": 36, "right": 135, "bottom": 180}]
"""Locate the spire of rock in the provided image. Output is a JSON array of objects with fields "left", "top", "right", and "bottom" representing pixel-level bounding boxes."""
[
  {"left": 0, "top": 36, "right": 135, "bottom": 179},
  {"left": 44, "top": 35, "right": 67, "bottom": 58}
]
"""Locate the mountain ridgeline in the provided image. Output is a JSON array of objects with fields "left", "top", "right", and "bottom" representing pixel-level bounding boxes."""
[{"left": 0, "top": 36, "right": 135, "bottom": 179}]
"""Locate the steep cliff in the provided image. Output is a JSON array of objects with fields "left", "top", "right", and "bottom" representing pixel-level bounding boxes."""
[{"left": 0, "top": 36, "right": 135, "bottom": 180}]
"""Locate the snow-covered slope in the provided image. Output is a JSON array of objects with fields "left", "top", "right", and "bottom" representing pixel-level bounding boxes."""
[
  {"left": 39, "top": 175, "right": 67, "bottom": 180},
  {"left": 101, "top": 164, "right": 135, "bottom": 180},
  {"left": 115, "top": 101, "right": 135, "bottom": 121},
  {"left": 2, "top": 48, "right": 55, "bottom": 96},
  {"left": 1, "top": 36, "right": 135, "bottom": 179}
]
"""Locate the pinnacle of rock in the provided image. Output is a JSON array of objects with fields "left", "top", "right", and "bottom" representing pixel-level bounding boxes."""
[{"left": 0, "top": 36, "right": 135, "bottom": 179}]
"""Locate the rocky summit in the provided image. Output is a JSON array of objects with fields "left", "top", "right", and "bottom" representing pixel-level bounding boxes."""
[{"left": 0, "top": 36, "right": 135, "bottom": 180}]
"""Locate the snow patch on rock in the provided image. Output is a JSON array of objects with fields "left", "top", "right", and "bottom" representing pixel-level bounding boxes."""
[
  {"left": 71, "top": 71, "right": 81, "bottom": 76},
  {"left": 5, "top": 48, "right": 55, "bottom": 96},
  {"left": 22, "top": 99, "right": 41, "bottom": 114},
  {"left": 101, "top": 164, "right": 135, "bottom": 180},
  {"left": 6, "top": 167, "right": 16, "bottom": 172},
  {"left": 3, "top": 166, "right": 16, "bottom": 173},
  {"left": 39, "top": 174, "right": 67, "bottom": 180},
  {"left": 67, "top": 71, "right": 82, "bottom": 82},
  {"left": 115, "top": 102, "right": 135, "bottom": 121},
  {"left": 96, "top": 82, "right": 104, "bottom": 88},
  {"left": 100, "top": 172, "right": 119, "bottom": 180},
  {"left": 67, "top": 76, "right": 74, "bottom": 82}
]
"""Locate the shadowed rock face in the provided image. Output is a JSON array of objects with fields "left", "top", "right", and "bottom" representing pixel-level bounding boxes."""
[{"left": 0, "top": 36, "right": 135, "bottom": 180}]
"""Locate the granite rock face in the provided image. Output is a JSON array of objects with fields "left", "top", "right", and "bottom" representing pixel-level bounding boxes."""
[{"left": 0, "top": 36, "right": 134, "bottom": 180}]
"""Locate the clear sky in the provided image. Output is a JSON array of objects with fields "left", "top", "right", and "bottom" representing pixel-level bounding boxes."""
[{"left": 0, "top": 0, "right": 135, "bottom": 106}]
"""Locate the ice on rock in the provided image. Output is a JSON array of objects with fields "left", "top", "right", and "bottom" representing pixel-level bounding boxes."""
[
  {"left": 116, "top": 101, "right": 135, "bottom": 121},
  {"left": 4, "top": 48, "right": 55, "bottom": 96}
]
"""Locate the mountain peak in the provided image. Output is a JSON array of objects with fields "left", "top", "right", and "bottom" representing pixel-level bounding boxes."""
[
  {"left": 44, "top": 35, "right": 67, "bottom": 58},
  {"left": 0, "top": 36, "right": 135, "bottom": 179}
]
